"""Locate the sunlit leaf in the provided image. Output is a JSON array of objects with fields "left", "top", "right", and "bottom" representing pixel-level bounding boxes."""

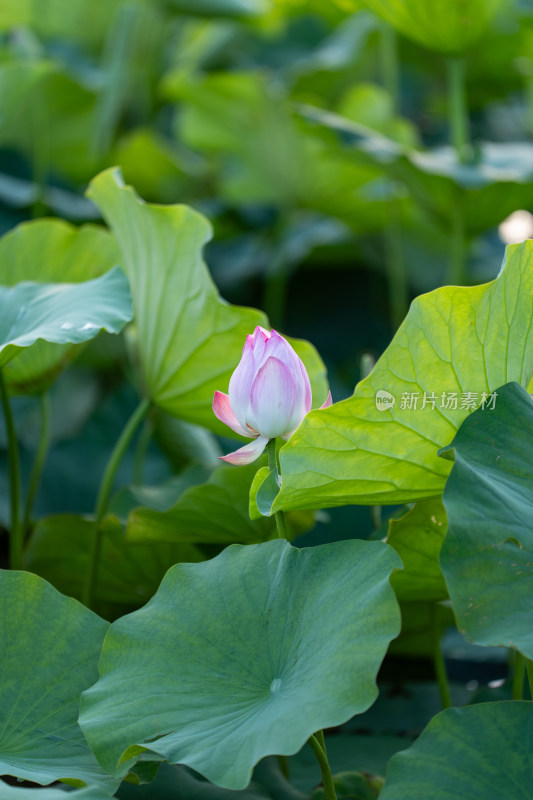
[{"left": 273, "top": 241, "right": 533, "bottom": 511}]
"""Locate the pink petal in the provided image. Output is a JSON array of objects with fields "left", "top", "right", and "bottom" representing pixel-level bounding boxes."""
[
  {"left": 228, "top": 337, "right": 256, "bottom": 424},
  {"left": 280, "top": 390, "right": 333, "bottom": 441},
  {"left": 220, "top": 434, "right": 270, "bottom": 465},
  {"left": 257, "top": 326, "right": 271, "bottom": 340},
  {"left": 212, "top": 391, "right": 250, "bottom": 437},
  {"left": 298, "top": 357, "right": 312, "bottom": 413},
  {"left": 262, "top": 330, "right": 312, "bottom": 412},
  {"left": 249, "top": 356, "right": 297, "bottom": 438},
  {"left": 320, "top": 390, "right": 333, "bottom": 409}
]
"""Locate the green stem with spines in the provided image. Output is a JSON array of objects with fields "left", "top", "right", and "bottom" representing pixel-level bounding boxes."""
[
  {"left": 267, "top": 438, "right": 287, "bottom": 539},
  {"left": 308, "top": 733, "right": 337, "bottom": 800},
  {"left": 82, "top": 397, "right": 151, "bottom": 608},
  {"left": 0, "top": 371, "right": 22, "bottom": 569},
  {"left": 22, "top": 392, "right": 50, "bottom": 534}
]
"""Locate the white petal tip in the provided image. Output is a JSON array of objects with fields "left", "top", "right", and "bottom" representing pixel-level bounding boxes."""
[{"left": 219, "top": 435, "right": 270, "bottom": 466}]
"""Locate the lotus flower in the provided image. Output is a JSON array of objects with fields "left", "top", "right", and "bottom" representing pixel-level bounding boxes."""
[{"left": 213, "top": 326, "right": 332, "bottom": 465}]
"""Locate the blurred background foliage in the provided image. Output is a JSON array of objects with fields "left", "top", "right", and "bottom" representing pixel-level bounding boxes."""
[{"left": 1, "top": 1, "right": 532, "bottom": 780}]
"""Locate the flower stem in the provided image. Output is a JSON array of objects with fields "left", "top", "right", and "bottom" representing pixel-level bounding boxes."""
[
  {"left": 82, "top": 397, "right": 151, "bottom": 608},
  {"left": 22, "top": 392, "right": 50, "bottom": 534},
  {"left": 379, "top": 23, "right": 407, "bottom": 329},
  {"left": 431, "top": 604, "right": 451, "bottom": 709},
  {"left": 447, "top": 55, "right": 470, "bottom": 286},
  {"left": 512, "top": 650, "right": 525, "bottom": 700},
  {"left": 133, "top": 416, "right": 153, "bottom": 485},
  {"left": 447, "top": 56, "right": 470, "bottom": 164},
  {"left": 0, "top": 370, "right": 22, "bottom": 569},
  {"left": 267, "top": 438, "right": 287, "bottom": 539},
  {"left": 308, "top": 733, "right": 337, "bottom": 800}
]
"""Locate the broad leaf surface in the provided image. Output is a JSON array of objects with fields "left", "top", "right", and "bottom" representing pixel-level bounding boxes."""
[
  {"left": 0, "top": 267, "right": 132, "bottom": 370},
  {"left": 363, "top": 0, "right": 504, "bottom": 54},
  {"left": 440, "top": 381, "right": 533, "bottom": 658},
  {"left": 87, "top": 168, "right": 328, "bottom": 430},
  {"left": 0, "top": 570, "right": 116, "bottom": 790},
  {"left": 79, "top": 539, "right": 401, "bottom": 789},
  {"left": 0, "top": 219, "right": 121, "bottom": 392},
  {"left": 273, "top": 241, "right": 533, "bottom": 511},
  {"left": 23, "top": 514, "right": 204, "bottom": 610},
  {"left": 380, "top": 702, "right": 533, "bottom": 799},
  {"left": 387, "top": 499, "right": 448, "bottom": 602}
]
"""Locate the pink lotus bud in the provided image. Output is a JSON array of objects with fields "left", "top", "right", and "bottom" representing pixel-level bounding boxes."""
[{"left": 213, "top": 327, "right": 332, "bottom": 465}]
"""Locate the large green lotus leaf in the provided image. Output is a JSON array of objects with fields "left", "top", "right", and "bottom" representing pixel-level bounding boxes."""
[
  {"left": 0, "top": 783, "right": 112, "bottom": 800},
  {"left": 0, "top": 570, "right": 116, "bottom": 790},
  {"left": 387, "top": 499, "right": 448, "bottom": 603},
  {"left": 379, "top": 702, "right": 533, "bottom": 800},
  {"left": 87, "top": 168, "right": 328, "bottom": 430},
  {"left": 79, "top": 539, "right": 401, "bottom": 789},
  {"left": 124, "top": 463, "right": 312, "bottom": 545},
  {"left": 363, "top": 0, "right": 504, "bottom": 54},
  {"left": 0, "top": 267, "right": 132, "bottom": 371},
  {"left": 440, "top": 381, "right": 533, "bottom": 658},
  {"left": 23, "top": 514, "right": 204, "bottom": 611},
  {"left": 272, "top": 240, "right": 533, "bottom": 512},
  {"left": 0, "top": 219, "right": 119, "bottom": 393}
]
